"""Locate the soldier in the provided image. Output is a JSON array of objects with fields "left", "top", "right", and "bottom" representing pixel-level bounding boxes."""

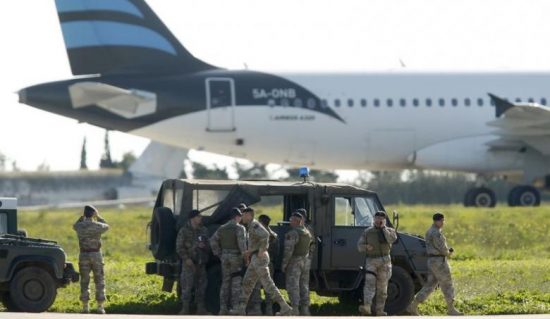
[
  {"left": 176, "top": 209, "right": 210, "bottom": 315},
  {"left": 407, "top": 213, "right": 463, "bottom": 316},
  {"left": 357, "top": 211, "right": 397, "bottom": 316},
  {"left": 297, "top": 207, "right": 316, "bottom": 312},
  {"left": 229, "top": 207, "right": 293, "bottom": 316},
  {"left": 282, "top": 211, "right": 313, "bottom": 316},
  {"left": 210, "top": 208, "right": 247, "bottom": 315},
  {"left": 73, "top": 205, "right": 109, "bottom": 314},
  {"left": 248, "top": 214, "right": 279, "bottom": 315}
]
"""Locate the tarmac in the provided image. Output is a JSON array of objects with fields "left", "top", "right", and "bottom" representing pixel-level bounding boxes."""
[{"left": 0, "top": 314, "right": 549, "bottom": 319}]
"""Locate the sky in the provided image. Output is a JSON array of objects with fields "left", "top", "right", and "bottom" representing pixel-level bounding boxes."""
[{"left": 2, "top": 0, "right": 550, "bottom": 175}]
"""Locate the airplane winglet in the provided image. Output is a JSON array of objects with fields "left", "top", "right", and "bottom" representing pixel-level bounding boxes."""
[{"left": 488, "top": 93, "right": 515, "bottom": 118}]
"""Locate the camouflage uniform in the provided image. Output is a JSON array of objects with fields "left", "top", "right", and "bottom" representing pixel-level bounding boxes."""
[
  {"left": 210, "top": 219, "right": 247, "bottom": 314},
  {"left": 230, "top": 219, "right": 292, "bottom": 315},
  {"left": 73, "top": 217, "right": 109, "bottom": 304},
  {"left": 357, "top": 225, "right": 397, "bottom": 315},
  {"left": 413, "top": 225, "right": 456, "bottom": 306},
  {"left": 176, "top": 221, "right": 209, "bottom": 313},
  {"left": 249, "top": 225, "right": 278, "bottom": 315},
  {"left": 282, "top": 225, "right": 313, "bottom": 315}
]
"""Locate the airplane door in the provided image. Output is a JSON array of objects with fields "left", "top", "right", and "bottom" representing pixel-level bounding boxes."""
[{"left": 206, "top": 78, "right": 236, "bottom": 131}]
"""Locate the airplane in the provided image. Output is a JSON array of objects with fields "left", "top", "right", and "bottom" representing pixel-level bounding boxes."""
[{"left": 18, "top": 0, "right": 550, "bottom": 208}]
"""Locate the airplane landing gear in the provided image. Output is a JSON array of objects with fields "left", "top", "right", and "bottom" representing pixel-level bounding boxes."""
[
  {"left": 464, "top": 187, "right": 496, "bottom": 207},
  {"left": 508, "top": 185, "right": 541, "bottom": 207}
]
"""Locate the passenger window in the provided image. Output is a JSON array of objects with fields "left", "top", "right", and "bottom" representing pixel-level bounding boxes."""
[
  {"left": 281, "top": 98, "right": 290, "bottom": 106},
  {"left": 0, "top": 213, "right": 7, "bottom": 234},
  {"left": 163, "top": 188, "right": 174, "bottom": 212},
  {"left": 490, "top": 98, "right": 495, "bottom": 106},
  {"left": 321, "top": 99, "right": 328, "bottom": 108},
  {"left": 477, "top": 98, "right": 483, "bottom": 106},
  {"left": 425, "top": 98, "right": 432, "bottom": 107},
  {"left": 267, "top": 99, "right": 276, "bottom": 107},
  {"left": 192, "top": 189, "right": 230, "bottom": 216},
  {"left": 386, "top": 99, "right": 393, "bottom": 107},
  {"left": 334, "top": 197, "right": 354, "bottom": 226},
  {"left": 255, "top": 195, "right": 285, "bottom": 224},
  {"left": 451, "top": 98, "right": 458, "bottom": 107},
  {"left": 515, "top": 98, "right": 522, "bottom": 103},
  {"left": 174, "top": 187, "right": 184, "bottom": 216},
  {"left": 528, "top": 98, "right": 534, "bottom": 103},
  {"left": 541, "top": 98, "right": 547, "bottom": 105},
  {"left": 413, "top": 98, "right": 419, "bottom": 107},
  {"left": 400, "top": 98, "right": 406, "bottom": 107},
  {"left": 374, "top": 99, "right": 380, "bottom": 107},
  {"left": 464, "top": 98, "right": 471, "bottom": 107},
  {"left": 293, "top": 98, "right": 303, "bottom": 108},
  {"left": 348, "top": 99, "right": 354, "bottom": 107},
  {"left": 334, "top": 99, "right": 341, "bottom": 107},
  {"left": 438, "top": 98, "right": 445, "bottom": 107},
  {"left": 307, "top": 98, "right": 316, "bottom": 109},
  {"left": 334, "top": 196, "right": 381, "bottom": 227},
  {"left": 360, "top": 99, "right": 367, "bottom": 107}
]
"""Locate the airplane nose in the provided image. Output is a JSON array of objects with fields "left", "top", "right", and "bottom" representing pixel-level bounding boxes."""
[{"left": 18, "top": 88, "right": 27, "bottom": 104}]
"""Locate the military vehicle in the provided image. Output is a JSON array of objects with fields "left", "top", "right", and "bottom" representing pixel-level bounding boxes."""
[
  {"left": 145, "top": 177, "right": 428, "bottom": 314},
  {"left": 0, "top": 198, "right": 79, "bottom": 312}
]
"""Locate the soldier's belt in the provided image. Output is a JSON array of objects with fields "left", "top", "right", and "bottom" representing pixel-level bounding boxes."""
[
  {"left": 366, "top": 254, "right": 390, "bottom": 258},
  {"left": 80, "top": 249, "right": 100, "bottom": 253}
]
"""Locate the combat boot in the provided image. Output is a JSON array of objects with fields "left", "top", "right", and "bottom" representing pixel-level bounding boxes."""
[
  {"left": 248, "top": 304, "right": 263, "bottom": 315},
  {"left": 276, "top": 301, "right": 293, "bottom": 316},
  {"left": 97, "top": 302, "right": 106, "bottom": 315},
  {"left": 218, "top": 305, "right": 229, "bottom": 315},
  {"left": 81, "top": 302, "right": 90, "bottom": 314},
  {"left": 407, "top": 299, "right": 420, "bottom": 316},
  {"left": 265, "top": 303, "right": 274, "bottom": 316},
  {"left": 229, "top": 303, "right": 246, "bottom": 316},
  {"left": 299, "top": 305, "right": 311, "bottom": 316},
  {"left": 179, "top": 301, "right": 190, "bottom": 315},
  {"left": 358, "top": 304, "right": 371, "bottom": 315},
  {"left": 196, "top": 303, "right": 211, "bottom": 315},
  {"left": 446, "top": 301, "right": 463, "bottom": 316},
  {"left": 375, "top": 309, "right": 387, "bottom": 316}
]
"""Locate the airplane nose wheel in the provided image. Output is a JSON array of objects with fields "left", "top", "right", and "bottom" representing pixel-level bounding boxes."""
[
  {"left": 507, "top": 185, "right": 540, "bottom": 207},
  {"left": 464, "top": 187, "right": 496, "bottom": 207}
]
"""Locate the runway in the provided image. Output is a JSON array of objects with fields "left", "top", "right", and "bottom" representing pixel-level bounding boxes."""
[{"left": 0, "top": 314, "right": 549, "bottom": 319}]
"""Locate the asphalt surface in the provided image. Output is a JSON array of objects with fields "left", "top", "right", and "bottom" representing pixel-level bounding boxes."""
[{"left": 0, "top": 314, "right": 549, "bottom": 319}]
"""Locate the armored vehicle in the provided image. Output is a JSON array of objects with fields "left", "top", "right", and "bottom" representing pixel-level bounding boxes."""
[
  {"left": 0, "top": 198, "right": 79, "bottom": 312},
  {"left": 145, "top": 179, "right": 428, "bottom": 314}
]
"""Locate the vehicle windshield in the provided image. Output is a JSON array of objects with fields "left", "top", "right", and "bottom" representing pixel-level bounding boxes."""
[{"left": 334, "top": 195, "right": 382, "bottom": 227}]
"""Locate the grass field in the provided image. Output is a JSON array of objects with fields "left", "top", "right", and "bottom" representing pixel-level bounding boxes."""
[{"left": 1, "top": 205, "right": 549, "bottom": 315}]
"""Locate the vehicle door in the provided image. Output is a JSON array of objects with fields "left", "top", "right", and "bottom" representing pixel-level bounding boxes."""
[{"left": 330, "top": 195, "right": 382, "bottom": 269}]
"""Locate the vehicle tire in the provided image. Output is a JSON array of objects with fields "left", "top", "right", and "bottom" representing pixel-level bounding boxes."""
[
  {"left": 205, "top": 263, "right": 222, "bottom": 315},
  {"left": 464, "top": 187, "right": 496, "bottom": 207},
  {"left": 1, "top": 292, "right": 21, "bottom": 312},
  {"left": 508, "top": 186, "right": 540, "bottom": 207},
  {"left": 150, "top": 207, "right": 177, "bottom": 260},
  {"left": 385, "top": 266, "right": 415, "bottom": 315},
  {"left": 9, "top": 267, "right": 57, "bottom": 313}
]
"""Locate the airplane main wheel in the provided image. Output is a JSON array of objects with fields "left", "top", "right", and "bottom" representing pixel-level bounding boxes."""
[
  {"left": 464, "top": 187, "right": 496, "bottom": 207},
  {"left": 508, "top": 186, "right": 540, "bottom": 207}
]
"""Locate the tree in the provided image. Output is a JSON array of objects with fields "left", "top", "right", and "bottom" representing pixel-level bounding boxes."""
[
  {"left": 0, "top": 152, "right": 6, "bottom": 171},
  {"left": 114, "top": 151, "right": 137, "bottom": 172},
  {"left": 80, "top": 137, "right": 88, "bottom": 170},
  {"left": 99, "top": 130, "right": 115, "bottom": 168},
  {"left": 234, "top": 162, "right": 269, "bottom": 180},
  {"left": 191, "top": 161, "right": 228, "bottom": 179}
]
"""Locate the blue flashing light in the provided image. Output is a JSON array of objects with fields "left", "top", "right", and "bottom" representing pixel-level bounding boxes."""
[{"left": 299, "top": 167, "right": 310, "bottom": 178}]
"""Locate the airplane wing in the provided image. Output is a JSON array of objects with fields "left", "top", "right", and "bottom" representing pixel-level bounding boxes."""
[
  {"left": 488, "top": 94, "right": 550, "bottom": 155},
  {"left": 68, "top": 82, "right": 157, "bottom": 119}
]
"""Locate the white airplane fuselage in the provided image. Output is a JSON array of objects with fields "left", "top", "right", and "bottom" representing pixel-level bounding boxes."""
[{"left": 132, "top": 71, "right": 550, "bottom": 177}]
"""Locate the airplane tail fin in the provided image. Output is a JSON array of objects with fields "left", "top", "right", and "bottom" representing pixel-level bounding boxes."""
[
  {"left": 129, "top": 142, "right": 188, "bottom": 180},
  {"left": 54, "top": 0, "right": 216, "bottom": 75}
]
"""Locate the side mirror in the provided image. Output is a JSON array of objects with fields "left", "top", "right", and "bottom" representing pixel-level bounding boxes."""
[
  {"left": 392, "top": 211, "right": 399, "bottom": 231},
  {"left": 16, "top": 229, "right": 28, "bottom": 237}
]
